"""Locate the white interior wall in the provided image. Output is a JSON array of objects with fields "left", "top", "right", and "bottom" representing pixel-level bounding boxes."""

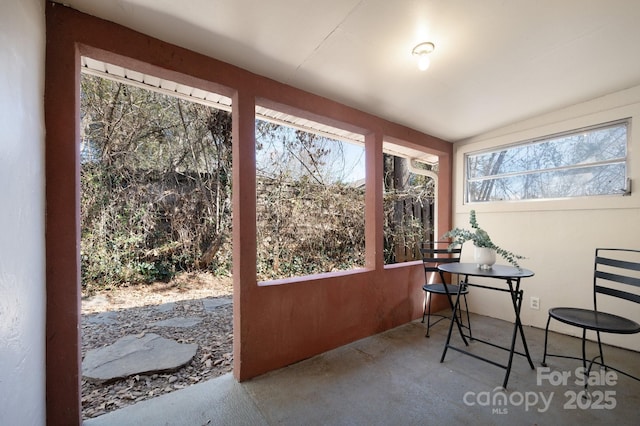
[
  {"left": 453, "top": 84, "right": 640, "bottom": 353},
  {"left": 0, "top": 0, "right": 47, "bottom": 424}
]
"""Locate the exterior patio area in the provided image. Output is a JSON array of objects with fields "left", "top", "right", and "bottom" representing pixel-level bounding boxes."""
[
  {"left": 4, "top": 2, "right": 640, "bottom": 425},
  {"left": 85, "top": 314, "right": 640, "bottom": 425}
]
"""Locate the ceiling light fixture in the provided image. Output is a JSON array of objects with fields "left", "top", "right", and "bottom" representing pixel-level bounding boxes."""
[{"left": 412, "top": 42, "right": 435, "bottom": 71}]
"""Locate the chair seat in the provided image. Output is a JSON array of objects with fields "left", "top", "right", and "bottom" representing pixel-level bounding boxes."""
[
  {"left": 422, "top": 283, "right": 469, "bottom": 295},
  {"left": 549, "top": 307, "right": 640, "bottom": 334}
]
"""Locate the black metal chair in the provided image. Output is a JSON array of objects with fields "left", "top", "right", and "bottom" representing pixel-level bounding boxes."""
[
  {"left": 542, "top": 248, "right": 640, "bottom": 387},
  {"left": 421, "top": 241, "right": 471, "bottom": 338}
]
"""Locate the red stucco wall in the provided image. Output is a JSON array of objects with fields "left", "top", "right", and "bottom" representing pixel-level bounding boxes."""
[{"left": 45, "top": 2, "right": 453, "bottom": 424}]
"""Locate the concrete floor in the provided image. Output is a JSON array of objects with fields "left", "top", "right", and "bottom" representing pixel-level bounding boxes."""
[{"left": 84, "top": 313, "right": 640, "bottom": 425}]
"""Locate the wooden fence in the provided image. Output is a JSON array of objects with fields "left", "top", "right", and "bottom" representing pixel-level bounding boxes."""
[{"left": 386, "top": 191, "right": 435, "bottom": 263}]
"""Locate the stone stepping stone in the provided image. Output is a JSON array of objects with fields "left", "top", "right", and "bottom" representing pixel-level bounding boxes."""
[
  {"left": 84, "top": 311, "right": 118, "bottom": 325},
  {"left": 203, "top": 297, "right": 232, "bottom": 312},
  {"left": 154, "top": 301, "right": 175, "bottom": 313},
  {"left": 82, "top": 333, "right": 197, "bottom": 383},
  {"left": 151, "top": 317, "right": 203, "bottom": 328}
]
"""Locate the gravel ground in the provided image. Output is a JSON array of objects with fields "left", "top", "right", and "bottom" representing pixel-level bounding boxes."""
[{"left": 81, "top": 273, "right": 233, "bottom": 420}]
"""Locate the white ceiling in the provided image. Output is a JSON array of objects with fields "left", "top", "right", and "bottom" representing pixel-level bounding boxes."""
[{"left": 61, "top": 0, "right": 640, "bottom": 142}]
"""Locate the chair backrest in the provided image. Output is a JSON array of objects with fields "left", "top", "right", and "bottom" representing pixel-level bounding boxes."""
[
  {"left": 594, "top": 248, "right": 640, "bottom": 310},
  {"left": 420, "top": 241, "right": 462, "bottom": 274}
]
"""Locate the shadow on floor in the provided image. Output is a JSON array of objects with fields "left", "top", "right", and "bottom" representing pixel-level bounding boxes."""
[{"left": 84, "top": 313, "right": 640, "bottom": 425}]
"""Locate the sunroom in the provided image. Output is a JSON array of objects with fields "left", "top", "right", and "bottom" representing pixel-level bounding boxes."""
[{"left": 3, "top": 1, "right": 640, "bottom": 425}]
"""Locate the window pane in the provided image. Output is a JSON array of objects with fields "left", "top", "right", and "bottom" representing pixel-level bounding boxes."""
[
  {"left": 468, "top": 163, "right": 626, "bottom": 202},
  {"left": 466, "top": 121, "right": 628, "bottom": 202},
  {"left": 255, "top": 119, "right": 366, "bottom": 281}
]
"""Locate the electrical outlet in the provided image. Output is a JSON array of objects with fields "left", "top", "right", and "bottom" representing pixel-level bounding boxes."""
[{"left": 530, "top": 296, "right": 540, "bottom": 310}]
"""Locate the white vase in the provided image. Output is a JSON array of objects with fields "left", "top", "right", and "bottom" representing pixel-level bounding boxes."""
[{"left": 474, "top": 246, "right": 496, "bottom": 269}]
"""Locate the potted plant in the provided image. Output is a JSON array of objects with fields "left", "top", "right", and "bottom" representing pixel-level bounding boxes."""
[{"left": 442, "top": 210, "right": 525, "bottom": 269}]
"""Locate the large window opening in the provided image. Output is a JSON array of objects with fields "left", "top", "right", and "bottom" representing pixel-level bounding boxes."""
[
  {"left": 255, "top": 115, "right": 366, "bottom": 281},
  {"left": 383, "top": 152, "right": 437, "bottom": 265},
  {"left": 466, "top": 120, "right": 629, "bottom": 203},
  {"left": 79, "top": 61, "right": 234, "bottom": 420}
]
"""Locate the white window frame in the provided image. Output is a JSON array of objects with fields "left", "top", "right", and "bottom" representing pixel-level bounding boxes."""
[{"left": 464, "top": 119, "right": 630, "bottom": 204}]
